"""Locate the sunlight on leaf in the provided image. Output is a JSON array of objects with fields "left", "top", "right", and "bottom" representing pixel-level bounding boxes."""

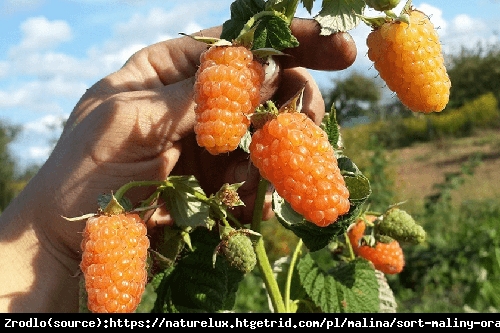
[{"left": 315, "top": 0, "right": 365, "bottom": 34}]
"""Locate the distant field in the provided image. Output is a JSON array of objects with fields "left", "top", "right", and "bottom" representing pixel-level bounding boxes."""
[{"left": 389, "top": 129, "right": 500, "bottom": 214}]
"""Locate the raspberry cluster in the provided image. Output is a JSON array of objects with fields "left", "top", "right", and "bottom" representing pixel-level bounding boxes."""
[{"left": 348, "top": 217, "right": 405, "bottom": 275}]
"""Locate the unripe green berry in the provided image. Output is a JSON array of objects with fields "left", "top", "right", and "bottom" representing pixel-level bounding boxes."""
[
  {"left": 376, "top": 208, "right": 426, "bottom": 244},
  {"left": 222, "top": 233, "right": 257, "bottom": 274}
]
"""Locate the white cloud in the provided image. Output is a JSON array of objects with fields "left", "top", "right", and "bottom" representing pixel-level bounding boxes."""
[
  {"left": 452, "top": 14, "right": 476, "bottom": 33},
  {"left": 0, "top": 61, "right": 10, "bottom": 79},
  {"left": 112, "top": 2, "right": 230, "bottom": 45},
  {"left": 114, "top": 7, "right": 196, "bottom": 45},
  {"left": 442, "top": 14, "right": 494, "bottom": 54},
  {"left": 28, "top": 145, "right": 53, "bottom": 159},
  {"left": 0, "top": 78, "right": 86, "bottom": 111},
  {"left": 89, "top": 42, "right": 148, "bottom": 74},
  {"left": 449, "top": 14, "right": 488, "bottom": 38},
  {"left": 11, "top": 52, "right": 99, "bottom": 79},
  {"left": 24, "top": 114, "right": 66, "bottom": 134},
  {"left": 44, "top": 76, "right": 88, "bottom": 98},
  {"left": 13, "top": 16, "right": 72, "bottom": 52},
  {"left": 0, "top": 89, "right": 32, "bottom": 108},
  {"left": 81, "top": 2, "right": 231, "bottom": 79}
]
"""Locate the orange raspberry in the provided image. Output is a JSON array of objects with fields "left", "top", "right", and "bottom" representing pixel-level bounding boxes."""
[
  {"left": 194, "top": 44, "right": 264, "bottom": 155},
  {"left": 80, "top": 213, "right": 149, "bottom": 313},
  {"left": 367, "top": 9, "right": 451, "bottom": 113},
  {"left": 249, "top": 112, "right": 350, "bottom": 227},
  {"left": 348, "top": 217, "right": 405, "bottom": 275}
]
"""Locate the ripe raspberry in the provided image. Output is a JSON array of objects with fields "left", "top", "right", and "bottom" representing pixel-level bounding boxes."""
[
  {"left": 194, "top": 44, "right": 264, "bottom": 155},
  {"left": 249, "top": 112, "right": 350, "bottom": 227},
  {"left": 366, "top": 9, "right": 451, "bottom": 113},
  {"left": 80, "top": 213, "right": 149, "bottom": 313},
  {"left": 348, "top": 217, "right": 405, "bottom": 274}
]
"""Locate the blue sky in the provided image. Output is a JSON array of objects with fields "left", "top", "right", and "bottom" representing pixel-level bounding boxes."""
[{"left": 1, "top": 0, "right": 500, "bottom": 170}]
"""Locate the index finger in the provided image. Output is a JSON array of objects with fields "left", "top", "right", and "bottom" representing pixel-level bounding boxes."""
[
  {"left": 280, "top": 18, "right": 357, "bottom": 71},
  {"left": 115, "top": 18, "right": 356, "bottom": 89}
]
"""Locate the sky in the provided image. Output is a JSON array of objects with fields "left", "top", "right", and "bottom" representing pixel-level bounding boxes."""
[{"left": 1, "top": 0, "right": 500, "bottom": 171}]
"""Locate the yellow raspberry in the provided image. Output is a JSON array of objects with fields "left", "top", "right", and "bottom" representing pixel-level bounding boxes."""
[
  {"left": 194, "top": 44, "right": 264, "bottom": 155},
  {"left": 80, "top": 213, "right": 149, "bottom": 313},
  {"left": 367, "top": 9, "right": 451, "bottom": 113},
  {"left": 249, "top": 112, "right": 350, "bottom": 227}
]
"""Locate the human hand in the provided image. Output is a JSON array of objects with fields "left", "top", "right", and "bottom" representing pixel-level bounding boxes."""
[
  {"left": 0, "top": 18, "right": 356, "bottom": 312},
  {"left": 51, "top": 18, "right": 356, "bottom": 251}
]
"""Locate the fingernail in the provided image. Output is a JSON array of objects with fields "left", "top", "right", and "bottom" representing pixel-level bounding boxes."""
[{"left": 263, "top": 56, "right": 279, "bottom": 84}]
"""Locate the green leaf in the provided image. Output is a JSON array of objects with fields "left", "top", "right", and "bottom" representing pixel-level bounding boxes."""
[
  {"left": 221, "top": 0, "right": 266, "bottom": 41},
  {"left": 321, "top": 107, "right": 341, "bottom": 149},
  {"left": 297, "top": 253, "right": 339, "bottom": 312},
  {"left": 221, "top": 0, "right": 299, "bottom": 51},
  {"left": 272, "top": 256, "right": 308, "bottom": 305},
  {"left": 338, "top": 155, "right": 372, "bottom": 204},
  {"left": 375, "top": 270, "right": 398, "bottom": 313},
  {"left": 97, "top": 193, "right": 132, "bottom": 212},
  {"left": 344, "top": 174, "right": 371, "bottom": 203},
  {"left": 155, "top": 225, "right": 188, "bottom": 265},
  {"left": 272, "top": 191, "right": 361, "bottom": 251},
  {"left": 338, "top": 155, "right": 359, "bottom": 174},
  {"left": 239, "top": 128, "right": 252, "bottom": 153},
  {"left": 78, "top": 276, "right": 90, "bottom": 313},
  {"left": 252, "top": 14, "right": 299, "bottom": 50},
  {"left": 265, "top": 0, "right": 301, "bottom": 22},
  {"left": 297, "top": 254, "right": 379, "bottom": 313},
  {"left": 331, "top": 259, "right": 380, "bottom": 313},
  {"left": 161, "top": 175, "right": 212, "bottom": 229},
  {"left": 315, "top": 0, "right": 365, "bottom": 34},
  {"left": 135, "top": 283, "right": 158, "bottom": 313},
  {"left": 157, "top": 228, "right": 245, "bottom": 312},
  {"left": 302, "top": 0, "right": 315, "bottom": 14}
]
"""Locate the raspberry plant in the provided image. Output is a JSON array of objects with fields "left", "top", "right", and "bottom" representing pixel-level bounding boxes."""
[{"left": 74, "top": 0, "right": 446, "bottom": 313}]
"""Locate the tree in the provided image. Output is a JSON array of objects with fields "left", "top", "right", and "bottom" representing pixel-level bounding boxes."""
[
  {"left": 447, "top": 42, "right": 500, "bottom": 109},
  {"left": 0, "top": 122, "right": 20, "bottom": 212},
  {"left": 324, "top": 72, "right": 382, "bottom": 125}
]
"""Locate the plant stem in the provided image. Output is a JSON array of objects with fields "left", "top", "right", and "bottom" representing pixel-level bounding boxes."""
[
  {"left": 254, "top": 239, "right": 285, "bottom": 313},
  {"left": 284, "top": 238, "right": 303, "bottom": 313},
  {"left": 251, "top": 178, "right": 286, "bottom": 313},
  {"left": 345, "top": 232, "right": 355, "bottom": 261},
  {"left": 250, "top": 178, "right": 268, "bottom": 231},
  {"left": 282, "top": 0, "right": 300, "bottom": 22},
  {"left": 114, "top": 180, "right": 166, "bottom": 202}
]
